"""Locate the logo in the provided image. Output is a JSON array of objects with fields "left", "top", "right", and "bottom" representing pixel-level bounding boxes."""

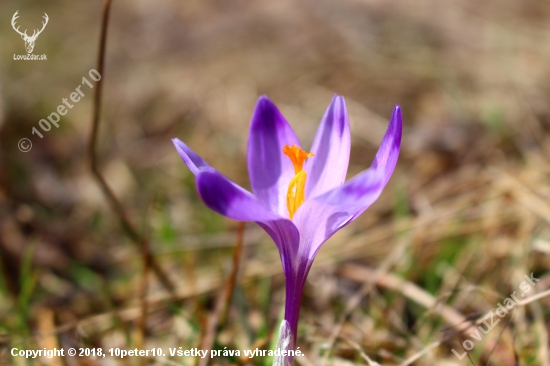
[{"left": 12, "top": 11, "right": 48, "bottom": 60}]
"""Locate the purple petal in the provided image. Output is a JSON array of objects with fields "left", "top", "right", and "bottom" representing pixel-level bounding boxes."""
[
  {"left": 304, "top": 95, "right": 351, "bottom": 199},
  {"left": 371, "top": 105, "right": 402, "bottom": 186},
  {"left": 292, "top": 169, "right": 384, "bottom": 260},
  {"left": 248, "top": 96, "right": 301, "bottom": 217},
  {"left": 172, "top": 138, "right": 211, "bottom": 175},
  {"left": 196, "top": 169, "right": 300, "bottom": 266},
  {"left": 172, "top": 137, "right": 301, "bottom": 267},
  {"left": 293, "top": 104, "right": 402, "bottom": 258}
]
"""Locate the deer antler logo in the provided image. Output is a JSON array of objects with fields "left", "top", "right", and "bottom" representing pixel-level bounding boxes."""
[{"left": 11, "top": 11, "right": 49, "bottom": 54}]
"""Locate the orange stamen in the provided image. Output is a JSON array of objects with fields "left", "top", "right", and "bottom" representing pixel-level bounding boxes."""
[{"left": 283, "top": 145, "right": 314, "bottom": 219}]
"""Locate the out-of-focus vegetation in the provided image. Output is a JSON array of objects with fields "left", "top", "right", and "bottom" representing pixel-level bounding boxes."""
[{"left": 1, "top": 0, "right": 550, "bottom": 365}]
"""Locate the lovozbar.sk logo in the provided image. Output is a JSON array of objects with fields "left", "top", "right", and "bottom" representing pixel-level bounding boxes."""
[{"left": 12, "top": 10, "right": 48, "bottom": 61}]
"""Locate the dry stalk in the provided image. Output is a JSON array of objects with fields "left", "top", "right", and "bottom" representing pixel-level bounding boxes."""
[
  {"left": 198, "top": 222, "right": 245, "bottom": 366},
  {"left": 88, "top": 0, "right": 176, "bottom": 294}
]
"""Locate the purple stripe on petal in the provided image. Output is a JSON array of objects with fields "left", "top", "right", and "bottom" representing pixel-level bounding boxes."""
[
  {"left": 196, "top": 169, "right": 300, "bottom": 262},
  {"left": 248, "top": 96, "right": 301, "bottom": 217},
  {"left": 172, "top": 138, "right": 211, "bottom": 175},
  {"left": 371, "top": 105, "right": 402, "bottom": 186},
  {"left": 304, "top": 95, "right": 351, "bottom": 199}
]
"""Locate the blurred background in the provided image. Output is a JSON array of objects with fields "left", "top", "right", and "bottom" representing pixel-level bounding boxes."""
[{"left": 1, "top": 0, "right": 550, "bottom": 364}]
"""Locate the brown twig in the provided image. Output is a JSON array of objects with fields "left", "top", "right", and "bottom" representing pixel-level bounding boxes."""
[
  {"left": 341, "top": 336, "right": 381, "bottom": 366},
  {"left": 485, "top": 313, "right": 514, "bottom": 366},
  {"left": 88, "top": 0, "right": 175, "bottom": 294},
  {"left": 136, "top": 236, "right": 150, "bottom": 358},
  {"left": 198, "top": 222, "right": 245, "bottom": 366}
]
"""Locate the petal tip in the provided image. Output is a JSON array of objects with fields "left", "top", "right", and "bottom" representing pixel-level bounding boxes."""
[
  {"left": 256, "top": 95, "right": 274, "bottom": 107},
  {"left": 252, "top": 96, "right": 280, "bottom": 122},
  {"left": 331, "top": 94, "right": 345, "bottom": 104},
  {"left": 172, "top": 138, "right": 185, "bottom": 152},
  {"left": 172, "top": 138, "right": 210, "bottom": 175},
  {"left": 391, "top": 105, "right": 403, "bottom": 129}
]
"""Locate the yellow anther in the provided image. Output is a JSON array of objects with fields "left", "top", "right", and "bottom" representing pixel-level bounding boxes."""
[
  {"left": 283, "top": 145, "right": 314, "bottom": 219},
  {"left": 283, "top": 145, "right": 314, "bottom": 174}
]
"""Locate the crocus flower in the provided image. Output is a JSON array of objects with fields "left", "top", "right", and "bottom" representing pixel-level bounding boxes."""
[{"left": 172, "top": 95, "right": 401, "bottom": 360}]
